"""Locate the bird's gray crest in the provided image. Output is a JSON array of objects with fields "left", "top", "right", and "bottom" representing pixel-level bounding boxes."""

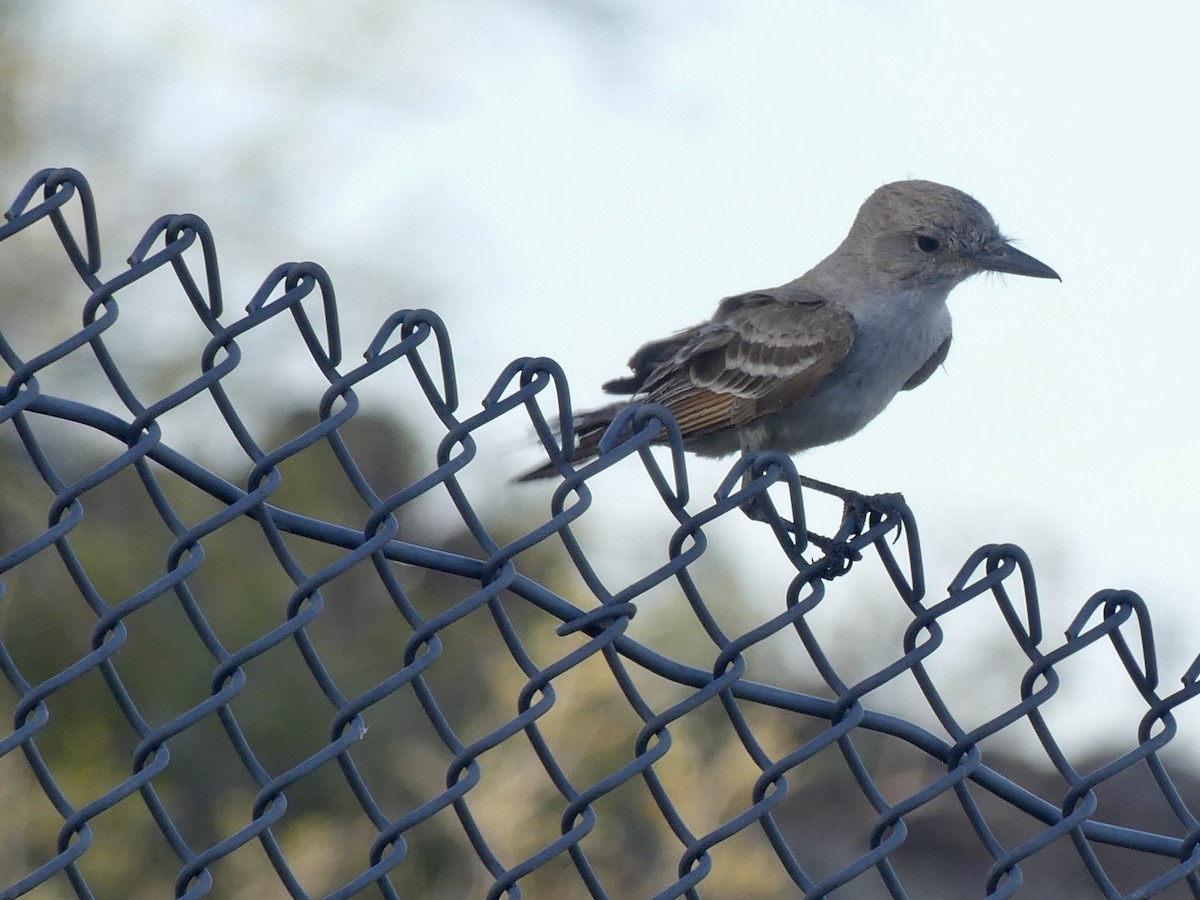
[
  {"left": 858, "top": 180, "right": 998, "bottom": 242},
  {"left": 821, "top": 180, "right": 1056, "bottom": 291}
]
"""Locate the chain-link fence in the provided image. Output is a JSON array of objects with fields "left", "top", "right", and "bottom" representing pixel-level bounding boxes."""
[{"left": 2, "top": 168, "right": 1199, "bottom": 899}]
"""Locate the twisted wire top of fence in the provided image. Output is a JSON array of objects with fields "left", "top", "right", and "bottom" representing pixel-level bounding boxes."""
[{"left": 2, "top": 168, "right": 1199, "bottom": 899}]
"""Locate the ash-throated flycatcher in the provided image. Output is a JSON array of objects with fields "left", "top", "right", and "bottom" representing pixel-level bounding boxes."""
[{"left": 522, "top": 180, "right": 1058, "bottom": 480}]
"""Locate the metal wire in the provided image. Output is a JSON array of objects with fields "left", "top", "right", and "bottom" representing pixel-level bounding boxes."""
[{"left": 2, "top": 168, "right": 1199, "bottom": 899}]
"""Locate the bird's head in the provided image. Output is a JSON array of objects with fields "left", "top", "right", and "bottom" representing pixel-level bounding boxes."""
[{"left": 851, "top": 180, "right": 1060, "bottom": 291}]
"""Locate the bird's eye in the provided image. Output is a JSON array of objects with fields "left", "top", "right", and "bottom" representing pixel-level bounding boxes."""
[{"left": 915, "top": 234, "right": 941, "bottom": 253}]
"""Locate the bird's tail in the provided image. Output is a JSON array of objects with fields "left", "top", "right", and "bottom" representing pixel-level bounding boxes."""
[{"left": 516, "top": 401, "right": 627, "bottom": 481}]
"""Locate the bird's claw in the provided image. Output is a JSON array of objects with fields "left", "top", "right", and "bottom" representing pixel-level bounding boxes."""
[
  {"left": 804, "top": 530, "right": 863, "bottom": 578},
  {"left": 804, "top": 483, "right": 910, "bottom": 579},
  {"left": 738, "top": 474, "right": 909, "bottom": 578},
  {"left": 838, "top": 490, "right": 908, "bottom": 540}
]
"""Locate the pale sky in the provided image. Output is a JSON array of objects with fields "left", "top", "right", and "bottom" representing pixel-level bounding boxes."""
[{"left": 10, "top": 0, "right": 1200, "bottom": 753}]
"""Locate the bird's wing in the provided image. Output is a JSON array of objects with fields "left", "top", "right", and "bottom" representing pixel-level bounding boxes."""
[
  {"left": 601, "top": 324, "right": 705, "bottom": 395},
  {"left": 613, "top": 289, "right": 856, "bottom": 439},
  {"left": 901, "top": 334, "right": 951, "bottom": 391}
]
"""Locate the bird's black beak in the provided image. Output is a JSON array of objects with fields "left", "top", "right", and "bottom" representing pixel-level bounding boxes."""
[{"left": 974, "top": 243, "right": 1061, "bottom": 281}]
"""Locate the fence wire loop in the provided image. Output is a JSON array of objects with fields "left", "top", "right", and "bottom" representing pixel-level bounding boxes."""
[
  {"left": 244, "top": 261, "right": 342, "bottom": 370},
  {"left": 3, "top": 168, "right": 102, "bottom": 282},
  {"left": 3, "top": 168, "right": 1200, "bottom": 900},
  {"left": 129, "top": 212, "right": 224, "bottom": 321},
  {"left": 1067, "top": 589, "right": 1158, "bottom": 694}
]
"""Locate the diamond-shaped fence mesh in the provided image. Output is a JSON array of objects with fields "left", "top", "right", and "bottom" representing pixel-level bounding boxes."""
[{"left": 2, "top": 168, "right": 1199, "bottom": 899}]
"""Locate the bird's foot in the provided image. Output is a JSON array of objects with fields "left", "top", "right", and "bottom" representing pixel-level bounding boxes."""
[
  {"left": 803, "top": 531, "right": 864, "bottom": 578},
  {"left": 734, "top": 466, "right": 909, "bottom": 579},
  {"left": 798, "top": 479, "right": 910, "bottom": 578},
  {"left": 740, "top": 492, "right": 807, "bottom": 545},
  {"left": 740, "top": 492, "right": 774, "bottom": 526},
  {"left": 838, "top": 489, "right": 908, "bottom": 538},
  {"left": 799, "top": 477, "right": 906, "bottom": 530}
]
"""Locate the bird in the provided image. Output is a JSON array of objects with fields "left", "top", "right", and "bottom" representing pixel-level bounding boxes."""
[{"left": 521, "top": 180, "right": 1059, "bottom": 482}]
